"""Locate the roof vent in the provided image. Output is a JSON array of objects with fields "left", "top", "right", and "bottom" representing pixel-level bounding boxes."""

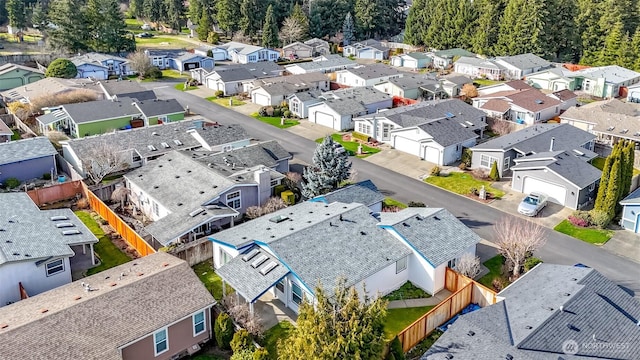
[
  {"left": 269, "top": 215, "right": 289, "bottom": 223},
  {"left": 445, "top": 355, "right": 453, "bottom": 360},
  {"left": 174, "top": 139, "right": 183, "bottom": 146},
  {"left": 189, "top": 208, "right": 205, "bottom": 217},
  {"left": 360, "top": 231, "right": 366, "bottom": 235},
  {"left": 607, "top": 126, "right": 615, "bottom": 131},
  {"left": 50, "top": 215, "right": 69, "bottom": 221},
  {"left": 403, "top": 222, "right": 410, "bottom": 227},
  {"left": 251, "top": 254, "right": 268, "bottom": 268},
  {"left": 525, "top": 325, "right": 532, "bottom": 329},
  {"left": 147, "top": 145, "right": 157, "bottom": 151},
  {"left": 55, "top": 223, "right": 75, "bottom": 228},
  {"left": 433, "top": 216, "right": 440, "bottom": 220},
  {"left": 621, "top": 129, "right": 629, "bottom": 134},
  {"left": 467, "top": 331, "right": 475, "bottom": 337},
  {"left": 62, "top": 229, "right": 81, "bottom": 235},
  {"left": 161, "top": 142, "right": 170, "bottom": 148},
  {"left": 259, "top": 261, "right": 279, "bottom": 276},
  {"left": 505, "top": 355, "right": 513, "bottom": 360},
  {"left": 534, "top": 99, "right": 544, "bottom": 104},
  {"left": 242, "top": 249, "right": 260, "bottom": 262}
]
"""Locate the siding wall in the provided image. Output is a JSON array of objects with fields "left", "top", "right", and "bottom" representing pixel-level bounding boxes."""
[
  {"left": 0, "top": 257, "right": 71, "bottom": 307},
  {"left": 77, "top": 116, "right": 136, "bottom": 137},
  {"left": 0, "top": 155, "right": 57, "bottom": 183},
  {"left": 621, "top": 204, "right": 640, "bottom": 232}
]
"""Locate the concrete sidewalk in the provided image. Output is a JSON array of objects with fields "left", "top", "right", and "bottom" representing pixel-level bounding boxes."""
[
  {"left": 387, "top": 289, "right": 452, "bottom": 309},
  {"left": 603, "top": 230, "right": 640, "bottom": 263}
]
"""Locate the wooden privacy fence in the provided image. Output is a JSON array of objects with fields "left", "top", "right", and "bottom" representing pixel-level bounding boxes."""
[
  {"left": 82, "top": 183, "right": 155, "bottom": 257},
  {"left": 397, "top": 268, "right": 497, "bottom": 352},
  {"left": 26, "top": 180, "right": 84, "bottom": 206}
]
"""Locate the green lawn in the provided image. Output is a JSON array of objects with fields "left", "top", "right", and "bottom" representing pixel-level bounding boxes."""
[
  {"left": 592, "top": 157, "right": 640, "bottom": 176},
  {"left": 384, "top": 281, "right": 431, "bottom": 301},
  {"left": 174, "top": 83, "right": 198, "bottom": 91},
  {"left": 192, "top": 260, "right": 233, "bottom": 299},
  {"left": 11, "top": 129, "right": 20, "bottom": 141},
  {"left": 477, "top": 255, "right": 505, "bottom": 289},
  {"left": 384, "top": 197, "right": 408, "bottom": 209},
  {"left": 135, "top": 35, "right": 194, "bottom": 50},
  {"left": 554, "top": 220, "right": 614, "bottom": 245},
  {"left": 425, "top": 172, "right": 505, "bottom": 199},
  {"left": 261, "top": 321, "right": 295, "bottom": 360},
  {"left": 161, "top": 69, "right": 190, "bottom": 79},
  {"left": 212, "top": 97, "right": 247, "bottom": 107},
  {"left": 314, "top": 133, "right": 381, "bottom": 158},
  {"left": 474, "top": 79, "right": 504, "bottom": 87},
  {"left": 190, "top": 355, "right": 225, "bottom": 360},
  {"left": 250, "top": 113, "right": 299, "bottom": 128},
  {"left": 74, "top": 211, "right": 131, "bottom": 276},
  {"left": 383, "top": 306, "right": 434, "bottom": 340}
]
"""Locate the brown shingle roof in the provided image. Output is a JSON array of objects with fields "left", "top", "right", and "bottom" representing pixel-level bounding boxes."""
[
  {"left": 552, "top": 89, "right": 578, "bottom": 101},
  {"left": 0, "top": 252, "right": 215, "bottom": 360},
  {"left": 481, "top": 99, "right": 511, "bottom": 113},
  {"left": 507, "top": 89, "right": 561, "bottom": 112}
]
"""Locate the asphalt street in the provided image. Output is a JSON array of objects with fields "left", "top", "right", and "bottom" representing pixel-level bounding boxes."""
[{"left": 149, "top": 83, "right": 640, "bottom": 297}]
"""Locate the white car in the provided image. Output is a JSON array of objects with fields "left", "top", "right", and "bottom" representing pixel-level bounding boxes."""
[
  {"left": 517, "top": 192, "right": 548, "bottom": 216},
  {"left": 141, "top": 23, "right": 152, "bottom": 30}
]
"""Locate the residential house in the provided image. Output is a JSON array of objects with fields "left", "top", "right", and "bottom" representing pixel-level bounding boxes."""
[
  {"left": 194, "top": 46, "right": 214, "bottom": 57},
  {"left": 390, "top": 52, "right": 432, "bottom": 70},
  {"left": 620, "top": 187, "right": 640, "bottom": 233},
  {"left": 353, "top": 99, "right": 487, "bottom": 165},
  {"left": 429, "top": 48, "right": 476, "bottom": 69},
  {"left": 476, "top": 79, "right": 533, "bottom": 96},
  {"left": 204, "top": 62, "right": 283, "bottom": 96},
  {"left": 145, "top": 50, "right": 215, "bottom": 73},
  {"left": 0, "top": 193, "right": 98, "bottom": 307},
  {"left": 0, "top": 63, "right": 45, "bottom": 91},
  {"left": 561, "top": 99, "right": 640, "bottom": 147},
  {"left": 0, "top": 77, "right": 103, "bottom": 104},
  {"left": 282, "top": 42, "right": 314, "bottom": 59},
  {"left": 472, "top": 85, "right": 564, "bottom": 125},
  {"left": 61, "top": 119, "right": 251, "bottom": 178},
  {"left": 440, "top": 74, "right": 473, "bottom": 97},
  {"left": 249, "top": 73, "right": 330, "bottom": 106},
  {"left": 343, "top": 39, "right": 390, "bottom": 60},
  {"left": 287, "top": 90, "right": 323, "bottom": 118},
  {"left": 548, "top": 89, "right": 578, "bottom": 112},
  {"left": 571, "top": 65, "right": 640, "bottom": 98},
  {"left": 125, "top": 149, "right": 287, "bottom": 248},
  {"left": 493, "top": 53, "right": 552, "bottom": 80},
  {"left": 187, "top": 140, "right": 291, "bottom": 175},
  {"left": 453, "top": 57, "right": 506, "bottom": 81},
  {"left": 627, "top": 82, "right": 640, "bottom": 102},
  {"left": 303, "top": 38, "right": 330, "bottom": 56},
  {"left": 211, "top": 201, "right": 480, "bottom": 315},
  {"left": 36, "top": 98, "right": 184, "bottom": 138},
  {"left": 0, "top": 120, "right": 12, "bottom": 142},
  {"left": 374, "top": 75, "right": 445, "bottom": 100},
  {"left": 526, "top": 67, "right": 578, "bottom": 92},
  {"left": 284, "top": 54, "right": 358, "bottom": 75},
  {"left": 214, "top": 42, "right": 280, "bottom": 64},
  {"left": 97, "top": 79, "right": 157, "bottom": 101},
  {"left": 307, "top": 87, "right": 392, "bottom": 131},
  {"left": 310, "top": 179, "right": 384, "bottom": 213},
  {"left": 422, "top": 264, "right": 640, "bottom": 360},
  {"left": 0, "top": 252, "right": 216, "bottom": 360},
  {"left": 70, "top": 53, "right": 134, "bottom": 80},
  {"left": 471, "top": 124, "right": 599, "bottom": 208},
  {"left": 336, "top": 64, "right": 404, "bottom": 87},
  {"left": 0, "top": 137, "right": 57, "bottom": 183}
]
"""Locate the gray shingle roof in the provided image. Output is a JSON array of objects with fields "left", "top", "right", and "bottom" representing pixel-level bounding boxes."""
[
  {"left": 98, "top": 80, "right": 146, "bottom": 96},
  {"left": 432, "top": 48, "right": 475, "bottom": 59},
  {"left": 287, "top": 55, "right": 356, "bottom": 71},
  {"left": 188, "top": 140, "right": 290, "bottom": 170},
  {"left": 379, "top": 208, "right": 481, "bottom": 266},
  {"left": 423, "top": 264, "right": 640, "bottom": 359},
  {"left": 255, "top": 72, "right": 329, "bottom": 87},
  {"left": 511, "top": 151, "right": 601, "bottom": 189},
  {"left": 383, "top": 75, "right": 439, "bottom": 91},
  {"left": 620, "top": 186, "right": 640, "bottom": 204},
  {"left": 561, "top": 99, "right": 640, "bottom": 140},
  {"left": 344, "top": 64, "right": 403, "bottom": 80},
  {"left": 313, "top": 180, "right": 384, "bottom": 207},
  {"left": 62, "top": 98, "right": 140, "bottom": 123},
  {"left": 214, "top": 62, "right": 283, "bottom": 82},
  {"left": 0, "top": 137, "right": 57, "bottom": 165},
  {"left": 455, "top": 56, "right": 506, "bottom": 70},
  {"left": 472, "top": 123, "right": 596, "bottom": 155},
  {"left": 0, "top": 193, "right": 98, "bottom": 264},
  {"left": 133, "top": 98, "right": 184, "bottom": 117},
  {"left": 319, "top": 87, "right": 391, "bottom": 115},
  {"left": 0, "top": 252, "right": 215, "bottom": 360},
  {"left": 495, "top": 53, "right": 551, "bottom": 71}
]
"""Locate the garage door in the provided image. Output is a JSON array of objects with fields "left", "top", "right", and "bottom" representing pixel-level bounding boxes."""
[
  {"left": 313, "top": 111, "right": 335, "bottom": 129},
  {"left": 252, "top": 92, "right": 271, "bottom": 106},
  {"left": 392, "top": 136, "right": 419, "bottom": 156},
  {"left": 522, "top": 177, "right": 567, "bottom": 205},
  {"left": 423, "top": 146, "right": 440, "bottom": 165},
  {"left": 80, "top": 70, "right": 107, "bottom": 80}
]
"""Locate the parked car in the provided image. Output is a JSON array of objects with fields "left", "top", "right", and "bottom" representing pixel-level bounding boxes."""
[
  {"left": 141, "top": 23, "right": 152, "bottom": 30},
  {"left": 517, "top": 192, "right": 548, "bottom": 216},
  {"left": 136, "top": 32, "right": 154, "bottom": 38},
  {"left": 332, "top": 142, "right": 346, "bottom": 155}
]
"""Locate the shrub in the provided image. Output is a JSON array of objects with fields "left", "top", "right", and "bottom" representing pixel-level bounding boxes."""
[
  {"left": 488, "top": 161, "right": 500, "bottom": 181},
  {"left": 42, "top": 173, "right": 52, "bottom": 180},
  {"left": 458, "top": 163, "right": 467, "bottom": 170},
  {"left": 351, "top": 131, "right": 370, "bottom": 142},
  {"left": 274, "top": 184, "right": 286, "bottom": 197},
  {"left": 461, "top": 148, "right": 472, "bottom": 167},
  {"left": 265, "top": 106, "right": 274, "bottom": 116},
  {"left": 568, "top": 215, "right": 589, "bottom": 228},
  {"left": 589, "top": 209, "right": 610, "bottom": 229},
  {"left": 214, "top": 312, "right": 235, "bottom": 350},
  {"left": 408, "top": 201, "right": 426, "bottom": 207},
  {"left": 215, "top": 90, "right": 224, "bottom": 97},
  {"left": 283, "top": 110, "right": 291, "bottom": 118},
  {"left": 186, "top": 78, "right": 199, "bottom": 86},
  {"left": 389, "top": 336, "right": 405, "bottom": 360},
  {"left": 146, "top": 66, "right": 162, "bottom": 79},
  {"left": 492, "top": 277, "right": 505, "bottom": 292},
  {"left": 524, "top": 257, "right": 543, "bottom": 272},
  {"left": 245, "top": 206, "right": 262, "bottom": 219},
  {"left": 386, "top": 353, "right": 396, "bottom": 360},
  {"left": 273, "top": 108, "right": 282, "bottom": 117},
  {"left": 471, "top": 168, "right": 487, "bottom": 180},
  {"left": 45, "top": 58, "right": 77, "bottom": 78},
  {"left": 280, "top": 100, "right": 289, "bottom": 108},
  {"left": 231, "top": 329, "right": 254, "bottom": 353},
  {"left": 76, "top": 198, "right": 90, "bottom": 209},
  {"left": 223, "top": 295, "right": 264, "bottom": 338},
  {"left": 4, "top": 177, "right": 20, "bottom": 189},
  {"left": 230, "top": 349, "right": 254, "bottom": 360},
  {"left": 207, "top": 31, "right": 219, "bottom": 44},
  {"left": 207, "top": 49, "right": 214, "bottom": 57},
  {"left": 253, "top": 348, "right": 269, "bottom": 360},
  {"left": 430, "top": 166, "right": 441, "bottom": 176}
]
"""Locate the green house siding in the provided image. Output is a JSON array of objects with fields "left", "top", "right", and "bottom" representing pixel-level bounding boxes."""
[
  {"left": 148, "top": 112, "right": 185, "bottom": 125},
  {"left": 0, "top": 70, "right": 45, "bottom": 91},
  {"left": 76, "top": 116, "right": 135, "bottom": 137}
]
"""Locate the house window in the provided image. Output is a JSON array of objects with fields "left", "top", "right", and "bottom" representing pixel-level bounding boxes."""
[
  {"left": 152, "top": 201, "right": 159, "bottom": 216},
  {"left": 448, "top": 258, "right": 457, "bottom": 269},
  {"left": 193, "top": 311, "right": 206, "bottom": 336},
  {"left": 46, "top": 259, "right": 64, "bottom": 276},
  {"left": 291, "top": 283, "right": 303, "bottom": 305},
  {"left": 158, "top": 115, "right": 168, "bottom": 123},
  {"left": 589, "top": 183, "right": 596, "bottom": 192},
  {"left": 456, "top": 144, "right": 461, "bottom": 152},
  {"left": 357, "top": 123, "right": 371, "bottom": 135},
  {"left": 154, "top": 328, "right": 168, "bottom": 356},
  {"left": 276, "top": 278, "right": 285, "bottom": 293},
  {"left": 220, "top": 248, "right": 231, "bottom": 265},
  {"left": 291, "top": 100, "right": 300, "bottom": 114},
  {"left": 270, "top": 180, "right": 279, "bottom": 187},
  {"left": 382, "top": 123, "right": 392, "bottom": 140},
  {"left": 503, "top": 157, "right": 511, "bottom": 171},
  {"left": 396, "top": 256, "right": 407, "bottom": 274},
  {"left": 132, "top": 151, "right": 141, "bottom": 162},
  {"left": 226, "top": 191, "right": 241, "bottom": 209},
  {"left": 480, "top": 154, "right": 498, "bottom": 169}
]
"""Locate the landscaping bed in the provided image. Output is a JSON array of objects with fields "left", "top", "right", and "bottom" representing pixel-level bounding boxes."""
[
  {"left": 210, "top": 97, "right": 246, "bottom": 107},
  {"left": 554, "top": 220, "right": 614, "bottom": 245},
  {"left": 425, "top": 172, "right": 505, "bottom": 199},
  {"left": 405, "top": 330, "right": 443, "bottom": 359},
  {"left": 383, "top": 281, "right": 431, "bottom": 301},
  {"left": 477, "top": 255, "right": 542, "bottom": 291}
]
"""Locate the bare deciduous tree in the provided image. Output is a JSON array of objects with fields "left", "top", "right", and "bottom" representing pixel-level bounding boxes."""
[
  {"left": 222, "top": 295, "right": 264, "bottom": 338},
  {"left": 493, "top": 217, "right": 547, "bottom": 279},
  {"left": 245, "top": 206, "right": 262, "bottom": 219},
  {"left": 244, "top": 197, "right": 288, "bottom": 219},
  {"left": 491, "top": 119, "right": 514, "bottom": 136},
  {"left": 111, "top": 185, "right": 131, "bottom": 211},
  {"left": 455, "top": 253, "right": 481, "bottom": 278},
  {"left": 279, "top": 17, "right": 305, "bottom": 46},
  {"left": 127, "top": 50, "right": 153, "bottom": 77},
  {"left": 461, "top": 83, "right": 478, "bottom": 98},
  {"left": 81, "top": 140, "right": 129, "bottom": 185}
]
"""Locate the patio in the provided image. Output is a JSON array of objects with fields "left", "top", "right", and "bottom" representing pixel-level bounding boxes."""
[
  {"left": 253, "top": 292, "right": 298, "bottom": 330},
  {"left": 69, "top": 244, "right": 97, "bottom": 280}
]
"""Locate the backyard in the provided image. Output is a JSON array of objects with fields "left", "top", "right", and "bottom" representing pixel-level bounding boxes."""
[
  {"left": 315, "top": 133, "right": 381, "bottom": 158},
  {"left": 425, "top": 172, "right": 505, "bottom": 199},
  {"left": 250, "top": 113, "right": 299, "bottom": 129},
  {"left": 383, "top": 306, "right": 434, "bottom": 340},
  {"left": 192, "top": 260, "right": 233, "bottom": 299},
  {"left": 383, "top": 281, "right": 431, "bottom": 301},
  {"left": 592, "top": 157, "right": 640, "bottom": 175},
  {"left": 74, "top": 211, "right": 131, "bottom": 276},
  {"left": 260, "top": 320, "right": 295, "bottom": 359},
  {"left": 554, "top": 220, "right": 614, "bottom": 245},
  {"left": 477, "top": 255, "right": 505, "bottom": 289}
]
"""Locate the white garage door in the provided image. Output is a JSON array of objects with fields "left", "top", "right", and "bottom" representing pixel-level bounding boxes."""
[
  {"left": 252, "top": 92, "right": 271, "bottom": 106},
  {"left": 313, "top": 111, "right": 335, "bottom": 129},
  {"left": 392, "top": 136, "right": 419, "bottom": 156},
  {"left": 81, "top": 70, "right": 107, "bottom": 80},
  {"left": 404, "top": 59, "right": 417, "bottom": 69},
  {"left": 522, "top": 177, "right": 567, "bottom": 205},
  {"left": 423, "top": 146, "right": 440, "bottom": 165}
]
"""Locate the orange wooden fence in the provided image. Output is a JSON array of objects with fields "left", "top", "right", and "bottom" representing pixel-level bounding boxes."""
[
  {"left": 82, "top": 183, "right": 156, "bottom": 257},
  {"left": 397, "top": 268, "right": 497, "bottom": 352},
  {"left": 27, "top": 180, "right": 84, "bottom": 206}
]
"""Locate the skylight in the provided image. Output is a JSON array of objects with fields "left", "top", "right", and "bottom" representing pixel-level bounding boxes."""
[
  {"left": 251, "top": 254, "right": 268, "bottom": 268},
  {"left": 173, "top": 139, "right": 183, "bottom": 146},
  {"left": 50, "top": 216, "right": 69, "bottom": 221},
  {"left": 242, "top": 249, "right": 260, "bottom": 262},
  {"left": 269, "top": 215, "right": 289, "bottom": 223},
  {"left": 55, "top": 223, "right": 75, "bottom": 228},
  {"left": 147, "top": 145, "right": 157, "bottom": 151},
  {"left": 259, "top": 261, "right": 279, "bottom": 276},
  {"left": 62, "top": 229, "right": 81, "bottom": 235},
  {"left": 161, "top": 142, "right": 170, "bottom": 148}
]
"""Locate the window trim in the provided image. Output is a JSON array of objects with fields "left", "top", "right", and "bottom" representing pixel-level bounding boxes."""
[
  {"left": 153, "top": 328, "right": 169, "bottom": 356},
  {"left": 396, "top": 256, "right": 407, "bottom": 274},
  {"left": 226, "top": 191, "right": 241, "bottom": 209},
  {"left": 503, "top": 157, "right": 511, "bottom": 171},
  {"left": 291, "top": 282, "right": 303, "bottom": 305},
  {"left": 480, "top": 154, "right": 498, "bottom": 169},
  {"left": 276, "top": 278, "right": 285, "bottom": 293},
  {"left": 193, "top": 311, "right": 206, "bottom": 337},
  {"left": 46, "top": 258, "right": 64, "bottom": 277}
]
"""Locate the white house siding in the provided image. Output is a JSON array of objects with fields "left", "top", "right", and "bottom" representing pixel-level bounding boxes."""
[
  {"left": 374, "top": 83, "right": 403, "bottom": 98},
  {"left": 308, "top": 104, "right": 358, "bottom": 131},
  {"left": 250, "top": 88, "right": 279, "bottom": 106},
  {"left": 356, "top": 257, "right": 409, "bottom": 298},
  {"left": 0, "top": 258, "right": 72, "bottom": 307},
  {"left": 407, "top": 253, "right": 437, "bottom": 294},
  {"left": 126, "top": 179, "right": 171, "bottom": 222},
  {"left": 76, "top": 65, "right": 108, "bottom": 80},
  {"left": 442, "top": 137, "right": 476, "bottom": 165},
  {"left": 62, "top": 145, "right": 85, "bottom": 177},
  {"left": 213, "top": 243, "right": 240, "bottom": 269},
  {"left": 509, "top": 104, "right": 559, "bottom": 125},
  {"left": 389, "top": 127, "right": 428, "bottom": 157}
]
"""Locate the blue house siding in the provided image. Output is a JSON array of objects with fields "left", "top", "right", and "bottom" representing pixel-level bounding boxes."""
[
  {"left": 621, "top": 204, "right": 640, "bottom": 232},
  {"left": 0, "top": 156, "right": 56, "bottom": 183},
  {"left": 76, "top": 64, "right": 108, "bottom": 80}
]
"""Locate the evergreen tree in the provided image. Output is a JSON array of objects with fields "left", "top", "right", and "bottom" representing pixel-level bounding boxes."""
[
  {"left": 6, "top": 0, "right": 26, "bottom": 30},
  {"left": 214, "top": 312, "right": 235, "bottom": 350},
  {"left": 45, "top": 58, "right": 77, "bottom": 78},
  {"left": 343, "top": 12, "right": 355, "bottom": 45},
  {"left": 302, "top": 135, "right": 352, "bottom": 198},
  {"left": 621, "top": 140, "right": 635, "bottom": 200},
  {"left": 31, "top": 0, "right": 49, "bottom": 33},
  {"left": 489, "top": 160, "right": 500, "bottom": 181},
  {"left": 216, "top": 0, "right": 240, "bottom": 36},
  {"left": 603, "top": 157, "right": 622, "bottom": 220},
  {"left": 164, "top": 0, "right": 185, "bottom": 31},
  {"left": 597, "top": 21, "right": 627, "bottom": 65},
  {"left": 240, "top": 0, "right": 263, "bottom": 41},
  {"left": 496, "top": 0, "right": 546, "bottom": 56},
  {"left": 262, "top": 4, "right": 279, "bottom": 48},
  {"left": 471, "top": 0, "right": 501, "bottom": 56},
  {"left": 631, "top": 29, "right": 640, "bottom": 70},
  {"left": 404, "top": 0, "right": 429, "bottom": 45},
  {"left": 577, "top": 0, "right": 605, "bottom": 64},
  {"left": 355, "top": 0, "right": 379, "bottom": 39},
  {"left": 87, "top": 0, "right": 135, "bottom": 53},
  {"left": 278, "top": 279, "right": 387, "bottom": 360},
  {"left": 289, "top": 3, "right": 309, "bottom": 40},
  {"left": 47, "top": 0, "right": 89, "bottom": 53},
  {"left": 143, "top": 0, "right": 163, "bottom": 23},
  {"left": 309, "top": 0, "right": 352, "bottom": 39},
  {"left": 188, "top": 0, "right": 202, "bottom": 24},
  {"left": 196, "top": 7, "right": 212, "bottom": 41},
  {"left": 594, "top": 149, "right": 615, "bottom": 212},
  {"left": 129, "top": 0, "right": 143, "bottom": 18},
  {"left": 545, "top": 0, "right": 580, "bottom": 62}
]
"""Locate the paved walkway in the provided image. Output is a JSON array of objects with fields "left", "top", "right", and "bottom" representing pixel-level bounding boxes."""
[
  {"left": 603, "top": 230, "right": 640, "bottom": 262},
  {"left": 387, "top": 288, "right": 452, "bottom": 309}
]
